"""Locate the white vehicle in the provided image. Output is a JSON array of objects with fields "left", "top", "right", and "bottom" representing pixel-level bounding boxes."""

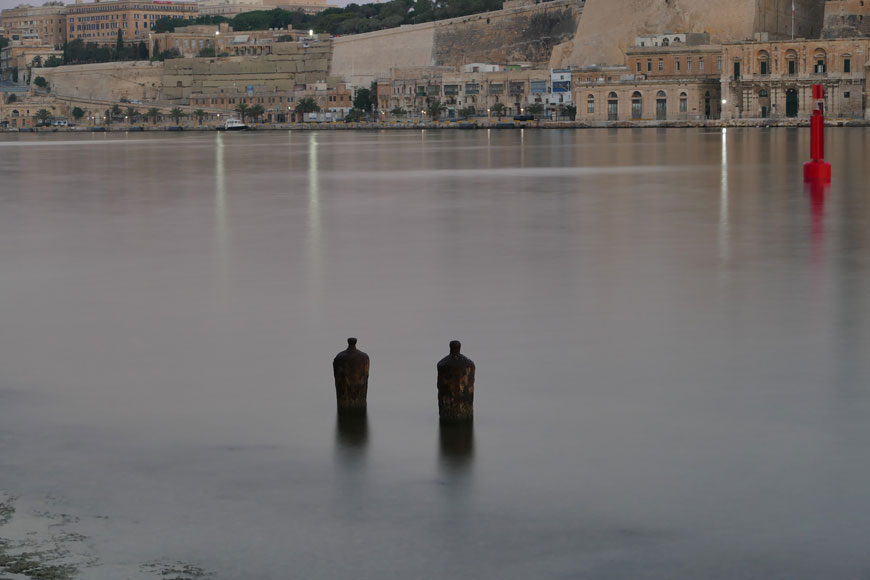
[{"left": 52, "top": 119, "right": 68, "bottom": 127}]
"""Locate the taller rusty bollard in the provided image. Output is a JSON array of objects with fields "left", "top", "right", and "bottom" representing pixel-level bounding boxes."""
[
  {"left": 437, "top": 340, "right": 475, "bottom": 421},
  {"left": 333, "top": 338, "right": 369, "bottom": 410}
]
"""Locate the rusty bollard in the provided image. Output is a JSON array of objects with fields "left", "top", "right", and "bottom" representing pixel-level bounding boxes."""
[
  {"left": 333, "top": 338, "right": 369, "bottom": 410},
  {"left": 437, "top": 340, "right": 475, "bottom": 421}
]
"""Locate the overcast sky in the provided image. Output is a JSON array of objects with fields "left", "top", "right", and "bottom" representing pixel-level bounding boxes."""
[{"left": 0, "top": 0, "right": 361, "bottom": 13}]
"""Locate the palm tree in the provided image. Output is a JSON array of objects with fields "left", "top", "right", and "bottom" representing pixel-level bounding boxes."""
[
  {"left": 34, "top": 108, "right": 52, "bottom": 126},
  {"left": 294, "top": 97, "right": 319, "bottom": 117},
  {"left": 458, "top": 106, "right": 475, "bottom": 120},
  {"left": 71, "top": 107, "right": 85, "bottom": 124},
  {"left": 147, "top": 107, "right": 160, "bottom": 124},
  {"left": 427, "top": 98, "right": 446, "bottom": 120},
  {"left": 527, "top": 103, "right": 544, "bottom": 119},
  {"left": 491, "top": 102, "right": 507, "bottom": 118},
  {"left": 235, "top": 103, "right": 250, "bottom": 123},
  {"left": 249, "top": 104, "right": 265, "bottom": 123},
  {"left": 111, "top": 104, "right": 122, "bottom": 119},
  {"left": 126, "top": 107, "right": 139, "bottom": 123},
  {"left": 170, "top": 107, "right": 184, "bottom": 125},
  {"left": 193, "top": 109, "right": 206, "bottom": 125}
]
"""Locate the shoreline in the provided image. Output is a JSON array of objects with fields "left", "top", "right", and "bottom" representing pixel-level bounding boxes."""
[{"left": 3, "top": 118, "right": 869, "bottom": 134}]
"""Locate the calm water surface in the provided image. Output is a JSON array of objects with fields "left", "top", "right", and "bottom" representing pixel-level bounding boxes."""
[{"left": 1, "top": 129, "right": 870, "bottom": 579}]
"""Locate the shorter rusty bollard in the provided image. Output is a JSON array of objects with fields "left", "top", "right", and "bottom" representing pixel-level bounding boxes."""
[
  {"left": 437, "top": 340, "right": 475, "bottom": 421},
  {"left": 333, "top": 338, "right": 369, "bottom": 409}
]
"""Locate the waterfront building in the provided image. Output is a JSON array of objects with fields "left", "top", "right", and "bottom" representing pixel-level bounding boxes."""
[
  {"left": 573, "top": 35, "right": 723, "bottom": 122},
  {"left": 66, "top": 0, "right": 199, "bottom": 44},
  {"left": 0, "top": 4, "right": 68, "bottom": 48},
  {"left": 822, "top": 0, "right": 870, "bottom": 38},
  {"left": 721, "top": 37, "right": 869, "bottom": 119},
  {"left": 188, "top": 80, "right": 352, "bottom": 121}
]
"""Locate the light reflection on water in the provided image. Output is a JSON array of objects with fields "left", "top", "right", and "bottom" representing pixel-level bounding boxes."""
[{"left": 1, "top": 129, "right": 869, "bottom": 579}]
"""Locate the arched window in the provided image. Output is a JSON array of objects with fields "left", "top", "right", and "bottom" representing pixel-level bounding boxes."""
[
  {"left": 587, "top": 93, "right": 595, "bottom": 114},
  {"left": 759, "top": 89, "right": 769, "bottom": 98},
  {"left": 607, "top": 92, "right": 618, "bottom": 121},
  {"left": 11, "top": 110, "right": 19, "bottom": 117},
  {"left": 757, "top": 50, "right": 770, "bottom": 75},
  {"left": 673, "top": 37, "right": 681, "bottom": 44},
  {"left": 785, "top": 49, "right": 798, "bottom": 75},
  {"left": 662, "top": 37, "right": 669, "bottom": 46},
  {"left": 631, "top": 91, "right": 642, "bottom": 119},
  {"left": 679, "top": 92, "right": 688, "bottom": 113},
  {"left": 813, "top": 48, "right": 827, "bottom": 74}
]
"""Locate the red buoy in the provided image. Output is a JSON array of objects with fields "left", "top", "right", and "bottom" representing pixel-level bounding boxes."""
[{"left": 803, "top": 84, "right": 831, "bottom": 183}]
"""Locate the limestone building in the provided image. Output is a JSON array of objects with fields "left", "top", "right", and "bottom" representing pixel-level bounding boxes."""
[
  {"left": 197, "top": 0, "right": 330, "bottom": 17},
  {"left": 0, "top": 4, "right": 68, "bottom": 48},
  {"left": 721, "top": 37, "right": 869, "bottom": 119},
  {"left": 66, "top": 0, "right": 198, "bottom": 44},
  {"left": 573, "top": 35, "right": 722, "bottom": 122}
]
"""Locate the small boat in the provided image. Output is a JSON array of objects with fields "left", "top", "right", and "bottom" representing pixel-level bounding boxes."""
[{"left": 223, "top": 118, "right": 249, "bottom": 131}]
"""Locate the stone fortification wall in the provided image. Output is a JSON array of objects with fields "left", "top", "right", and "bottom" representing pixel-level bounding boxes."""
[
  {"left": 35, "top": 61, "right": 164, "bottom": 103},
  {"left": 331, "top": 0, "right": 580, "bottom": 86},
  {"left": 822, "top": 0, "right": 870, "bottom": 37},
  {"left": 561, "top": 0, "right": 826, "bottom": 67},
  {"left": 162, "top": 41, "right": 332, "bottom": 101}
]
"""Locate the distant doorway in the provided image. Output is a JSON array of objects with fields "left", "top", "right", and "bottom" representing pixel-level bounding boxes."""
[
  {"left": 786, "top": 89, "right": 799, "bottom": 117},
  {"left": 656, "top": 91, "right": 667, "bottom": 120}
]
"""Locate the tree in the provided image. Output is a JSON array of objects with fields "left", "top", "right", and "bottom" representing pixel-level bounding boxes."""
[
  {"left": 104, "top": 108, "right": 113, "bottom": 125},
  {"left": 527, "top": 103, "right": 544, "bottom": 119},
  {"left": 352, "top": 87, "right": 373, "bottom": 114},
  {"left": 147, "top": 107, "right": 160, "bottom": 124},
  {"left": 390, "top": 107, "right": 405, "bottom": 117},
  {"left": 126, "top": 107, "right": 139, "bottom": 122},
  {"left": 34, "top": 109, "right": 53, "bottom": 126},
  {"left": 151, "top": 40, "right": 160, "bottom": 60},
  {"left": 235, "top": 103, "right": 250, "bottom": 122},
  {"left": 427, "top": 98, "right": 446, "bottom": 120},
  {"left": 194, "top": 109, "right": 206, "bottom": 125},
  {"left": 198, "top": 45, "right": 216, "bottom": 58},
  {"left": 71, "top": 106, "right": 85, "bottom": 123},
  {"left": 137, "top": 41, "right": 149, "bottom": 60},
  {"left": 115, "top": 28, "right": 124, "bottom": 59},
  {"left": 249, "top": 104, "right": 265, "bottom": 123},
  {"left": 491, "top": 102, "right": 507, "bottom": 118},
  {"left": 33, "top": 75, "right": 48, "bottom": 89},
  {"left": 170, "top": 107, "right": 184, "bottom": 125},
  {"left": 344, "top": 109, "right": 365, "bottom": 122},
  {"left": 0, "top": 35, "right": 9, "bottom": 51},
  {"left": 44, "top": 55, "right": 63, "bottom": 67},
  {"left": 31, "top": 55, "right": 42, "bottom": 67},
  {"left": 563, "top": 104, "right": 577, "bottom": 121},
  {"left": 295, "top": 97, "right": 319, "bottom": 115},
  {"left": 111, "top": 104, "right": 122, "bottom": 119},
  {"left": 458, "top": 106, "right": 475, "bottom": 120}
]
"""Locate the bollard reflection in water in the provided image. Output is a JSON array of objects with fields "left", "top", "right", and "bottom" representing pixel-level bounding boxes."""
[
  {"left": 438, "top": 421, "right": 475, "bottom": 474},
  {"left": 335, "top": 409, "right": 369, "bottom": 453}
]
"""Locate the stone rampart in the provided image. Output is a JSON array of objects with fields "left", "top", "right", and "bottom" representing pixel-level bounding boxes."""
[
  {"left": 822, "top": 0, "right": 870, "bottom": 37},
  {"left": 561, "top": 0, "right": 826, "bottom": 67},
  {"left": 162, "top": 41, "right": 333, "bottom": 101},
  {"left": 331, "top": 0, "right": 580, "bottom": 86},
  {"left": 35, "top": 61, "right": 164, "bottom": 103}
]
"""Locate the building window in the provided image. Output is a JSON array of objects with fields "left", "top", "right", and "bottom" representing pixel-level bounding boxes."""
[
  {"left": 687, "top": 58, "right": 693, "bottom": 72},
  {"left": 647, "top": 59, "right": 651, "bottom": 72},
  {"left": 636, "top": 61, "right": 641, "bottom": 73},
  {"left": 844, "top": 58, "right": 851, "bottom": 73},
  {"left": 679, "top": 92, "right": 688, "bottom": 113},
  {"left": 607, "top": 92, "right": 618, "bottom": 120},
  {"left": 631, "top": 91, "right": 642, "bottom": 119},
  {"left": 675, "top": 57, "right": 680, "bottom": 72},
  {"left": 657, "top": 59, "right": 663, "bottom": 71},
  {"left": 844, "top": 91, "right": 850, "bottom": 98},
  {"left": 717, "top": 56, "right": 722, "bottom": 71}
]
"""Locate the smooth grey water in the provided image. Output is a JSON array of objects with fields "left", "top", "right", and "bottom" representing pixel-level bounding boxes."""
[{"left": 1, "top": 128, "right": 869, "bottom": 579}]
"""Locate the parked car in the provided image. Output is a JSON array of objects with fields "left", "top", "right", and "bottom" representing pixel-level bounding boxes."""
[
  {"left": 52, "top": 119, "right": 67, "bottom": 127},
  {"left": 120, "top": 98, "right": 130, "bottom": 103}
]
